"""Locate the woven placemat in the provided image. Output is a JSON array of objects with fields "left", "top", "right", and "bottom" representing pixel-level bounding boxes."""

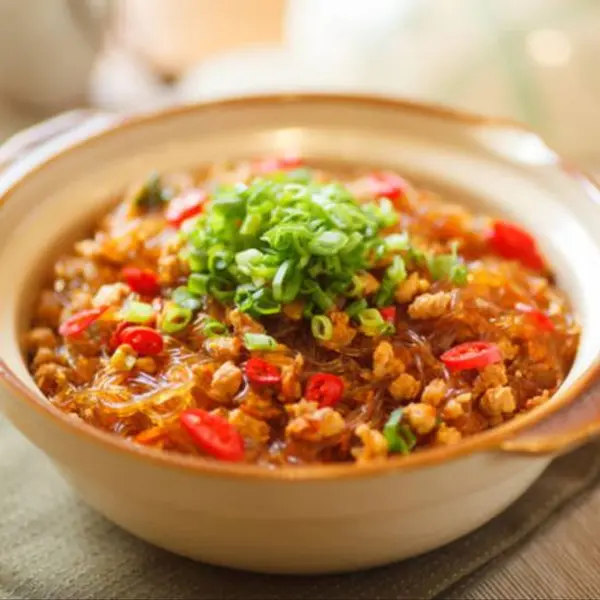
[{"left": 2, "top": 417, "right": 600, "bottom": 600}]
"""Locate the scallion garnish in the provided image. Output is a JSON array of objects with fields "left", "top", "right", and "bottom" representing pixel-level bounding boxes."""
[
  {"left": 179, "top": 174, "right": 398, "bottom": 319},
  {"left": 358, "top": 308, "right": 394, "bottom": 337},
  {"left": 119, "top": 301, "right": 154, "bottom": 324},
  {"left": 160, "top": 302, "right": 192, "bottom": 334},
  {"left": 172, "top": 286, "right": 203, "bottom": 311},
  {"left": 243, "top": 332, "right": 279, "bottom": 351},
  {"left": 345, "top": 298, "right": 368, "bottom": 319},
  {"left": 427, "top": 242, "right": 468, "bottom": 285},
  {"left": 376, "top": 255, "right": 407, "bottom": 307},
  {"left": 201, "top": 318, "right": 228, "bottom": 338},
  {"left": 383, "top": 408, "right": 417, "bottom": 454},
  {"left": 311, "top": 315, "right": 333, "bottom": 340},
  {"left": 385, "top": 232, "right": 410, "bottom": 252}
]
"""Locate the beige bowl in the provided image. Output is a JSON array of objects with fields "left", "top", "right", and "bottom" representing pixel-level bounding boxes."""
[{"left": 1, "top": 95, "right": 600, "bottom": 574}]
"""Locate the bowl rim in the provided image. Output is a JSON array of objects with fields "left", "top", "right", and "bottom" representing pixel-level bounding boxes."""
[{"left": 1, "top": 92, "right": 599, "bottom": 481}]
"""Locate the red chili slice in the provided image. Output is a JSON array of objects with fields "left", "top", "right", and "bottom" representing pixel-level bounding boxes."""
[
  {"left": 58, "top": 305, "right": 109, "bottom": 338},
  {"left": 122, "top": 267, "right": 160, "bottom": 296},
  {"left": 109, "top": 321, "right": 133, "bottom": 352},
  {"left": 255, "top": 155, "right": 303, "bottom": 174},
  {"left": 489, "top": 221, "right": 545, "bottom": 271},
  {"left": 368, "top": 171, "right": 410, "bottom": 207},
  {"left": 515, "top": 302, "right": 555, "bottom": 332},
  {"left": 180, "top": 408, "right": 245, "bottom": 462},
  {"left": 379, "top": 306, "right": 396, "bottom": 323},
  {"left": 119, "top": 326, "right": 164, "bottom": 356},
  {"left": 305, "top": 373, "right": 344, "bottom": 407},
  {"left": 441, "top": 341, "right": 502, "bottom": 372},
  {"left": 245, "top": 358, "right": 281, "bottom": 385},
  {"left": 165, "top": 188, "right": 207, "bottom": 227}
]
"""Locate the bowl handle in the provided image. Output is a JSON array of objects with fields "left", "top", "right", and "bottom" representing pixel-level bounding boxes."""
[
  {"left": 0, "top": 109, "right": 120, "bottom": 171},
  {"left": 501, "top": 376, "right": 600, "bottom": 454}
]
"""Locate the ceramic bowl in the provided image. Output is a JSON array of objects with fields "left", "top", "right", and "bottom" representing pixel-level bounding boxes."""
[{"left": 1, "top": 95, "right": 600, "bottom": 574}]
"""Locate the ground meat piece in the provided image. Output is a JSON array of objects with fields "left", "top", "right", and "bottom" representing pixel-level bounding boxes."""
[
  {"left": 282, "top": 300, "right": 304, "bottom": 321},
  {"left": 388, "top": 373, "right": 420, "bottom": 401},
  {"left": 32, "top": 347, "right": 58, "bottom": 368},
  {"left": 227, "top": 308, "right": 265, "bottom": 335},
  {"left": 480, "top": 386, "right": 516, "bottom": 416},
  {"left": 157, "top": 254, "right": 183, "bottom": 286},
  {"left": 204, "top": 336, "right": 242, "bottom": 361},
  {"left": 474, "top": 364, "right": 507, "bottom": 397},
  {"left": 356, "top": 271, "right": 380, "bottom": 296},
  {"left": 285, "top": 407, "right": 346, "bottom": 442},
  {"left": 92, "top": 283, "right": 130, "bottom": 308},
  {"left": 351, "top": 424, "right": 389, "bottom": 463},
  {"left": 68, "top": 290, "right": 94, "bottom": 313},
  {"left": 55, "top": 256, "right": 98, "bottom": 282},
  {"left": 34, "top": 363, "right": 69, "bottom": 396},
  {"left": 395, "top": 272, "right": 430, "bottom": 303},
  {"left": 441, "top": 398, "right": 465, "bottom": 420},
  {"left": 35, "top": 290, "right": 63, "bottom": 327},
  {"left": 241, "top": 389, "right": 282, "bottom": 420},
  {"left": 435, "top": 423, "right": 462, "bottom": 445},
  {"left": 404, "top": 402, "right": 437, "bottom": 435},
  {"left": 408, "top": 291, "right": 452, "bottom": 320},
  {"left": 210, "top": 361, "right": 243, "bottom": 403},
  {"left": 280, "top": 354, "right": 304, "bottom": 403},
  {"left": 25, "top": 327, "right": 57, "bottom": 351},
  {"left": 524, "top": 390, "right": 550, "bottom": 410},
  {"left": 373, "top": 341, "right": 405, "bottom": 380},
  {"left": 498, "top": 338, "right": 519, "bottom": 361},
  {"left": 286, "top": 399, "right": 319, "bottom": 419},
  {"left": 229, "top": 408, "right": 270, "bottom": 444},
  {"left": 321, "top": 311, "right": 356, "bottom": 350},
  {"left": 421, "top": 378, "right": 447, "bottom": 406}
]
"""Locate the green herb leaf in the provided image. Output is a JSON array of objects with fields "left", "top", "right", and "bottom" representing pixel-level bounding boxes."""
[
  {"left": 311, "top": 315, "right": 333, "bottom": 340},
  {"left": 243, "top": 332, "right": 279, "bottom": 350},
  {"left": 383, "top": 408, "right": 417, "bottom": 454}
]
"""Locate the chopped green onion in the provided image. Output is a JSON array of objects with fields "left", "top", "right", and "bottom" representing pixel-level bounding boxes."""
[
  {"left": 272, "top": 259, "right": 302, "bottom": 303},
  {"left": 309, "top": 230, "right": 349, "bottom": 256},
  {"left": 201, "top": 318, "right": 228, "bottom": 338},
  {"left": 376, "top": 256, "right": 407, "bottom": 306},
  {"left": 119, "top": 301, "right": 154, "bottom": 324},
  {"left": 172, "top": 286, "right": 203, "bottom": 310},
  {"left": 358, "top": 308, "right": 394, "bottom": 337},
  {"left": 160, "top": 302, "right": 192, "bottom": 334},
  {"left": 243, "top": 332, "right": 278, "bottom": 351},
  {"left": 178, "top": 171, "right": 411, "bottom": 320},
  {"left": 385, "top": 232, "right": 410, "bottom": 252},
  {"left": 208, "top": 247, "right": 233, "bottom": 273},
  {"left": 311, "top": 315, "right": 333, "bottom": 340},
  {"left": 239, "top": 213, "right": 262, "bottom": 236},
  {"left": 383, "top": 408, "right": 417, "bottom": 454},
  {"left": 345, "top": 298, "right": 368, "bottom": 319},
  {"left": 427, "top": 243, "right": 468, "bottom": 285},
  {"left": 346, "top": 274, "right": 365, "bottom": 298},
  {"left": 187, "top": 273, "right": 209, "bottom": 296}
]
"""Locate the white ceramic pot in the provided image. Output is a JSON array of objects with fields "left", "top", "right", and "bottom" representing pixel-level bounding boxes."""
[{"left": 0, "top": 95, "right": 599, "bottom": 574}]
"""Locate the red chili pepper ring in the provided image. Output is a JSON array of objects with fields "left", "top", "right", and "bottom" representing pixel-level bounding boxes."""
[
  {"left": 180, "top": 408, "right": 245, "bottom": 462},
  {"left": 122, "top": 267, "right": 160, "bottom": 296},
  {"left": 441, "top": 341, "right": 502, "bottom": 372},
  {"left": 245, "top": 358, "right": 281, "bottom": 385},
  {"left": 58, "top": 305, "right": 109, "bottom": 338},
  {"left": 305, "top": 373, "right": 344, "bottom": 407},
  {"left": 119, "top": 326, "right": 164, "bottom": 356}
]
